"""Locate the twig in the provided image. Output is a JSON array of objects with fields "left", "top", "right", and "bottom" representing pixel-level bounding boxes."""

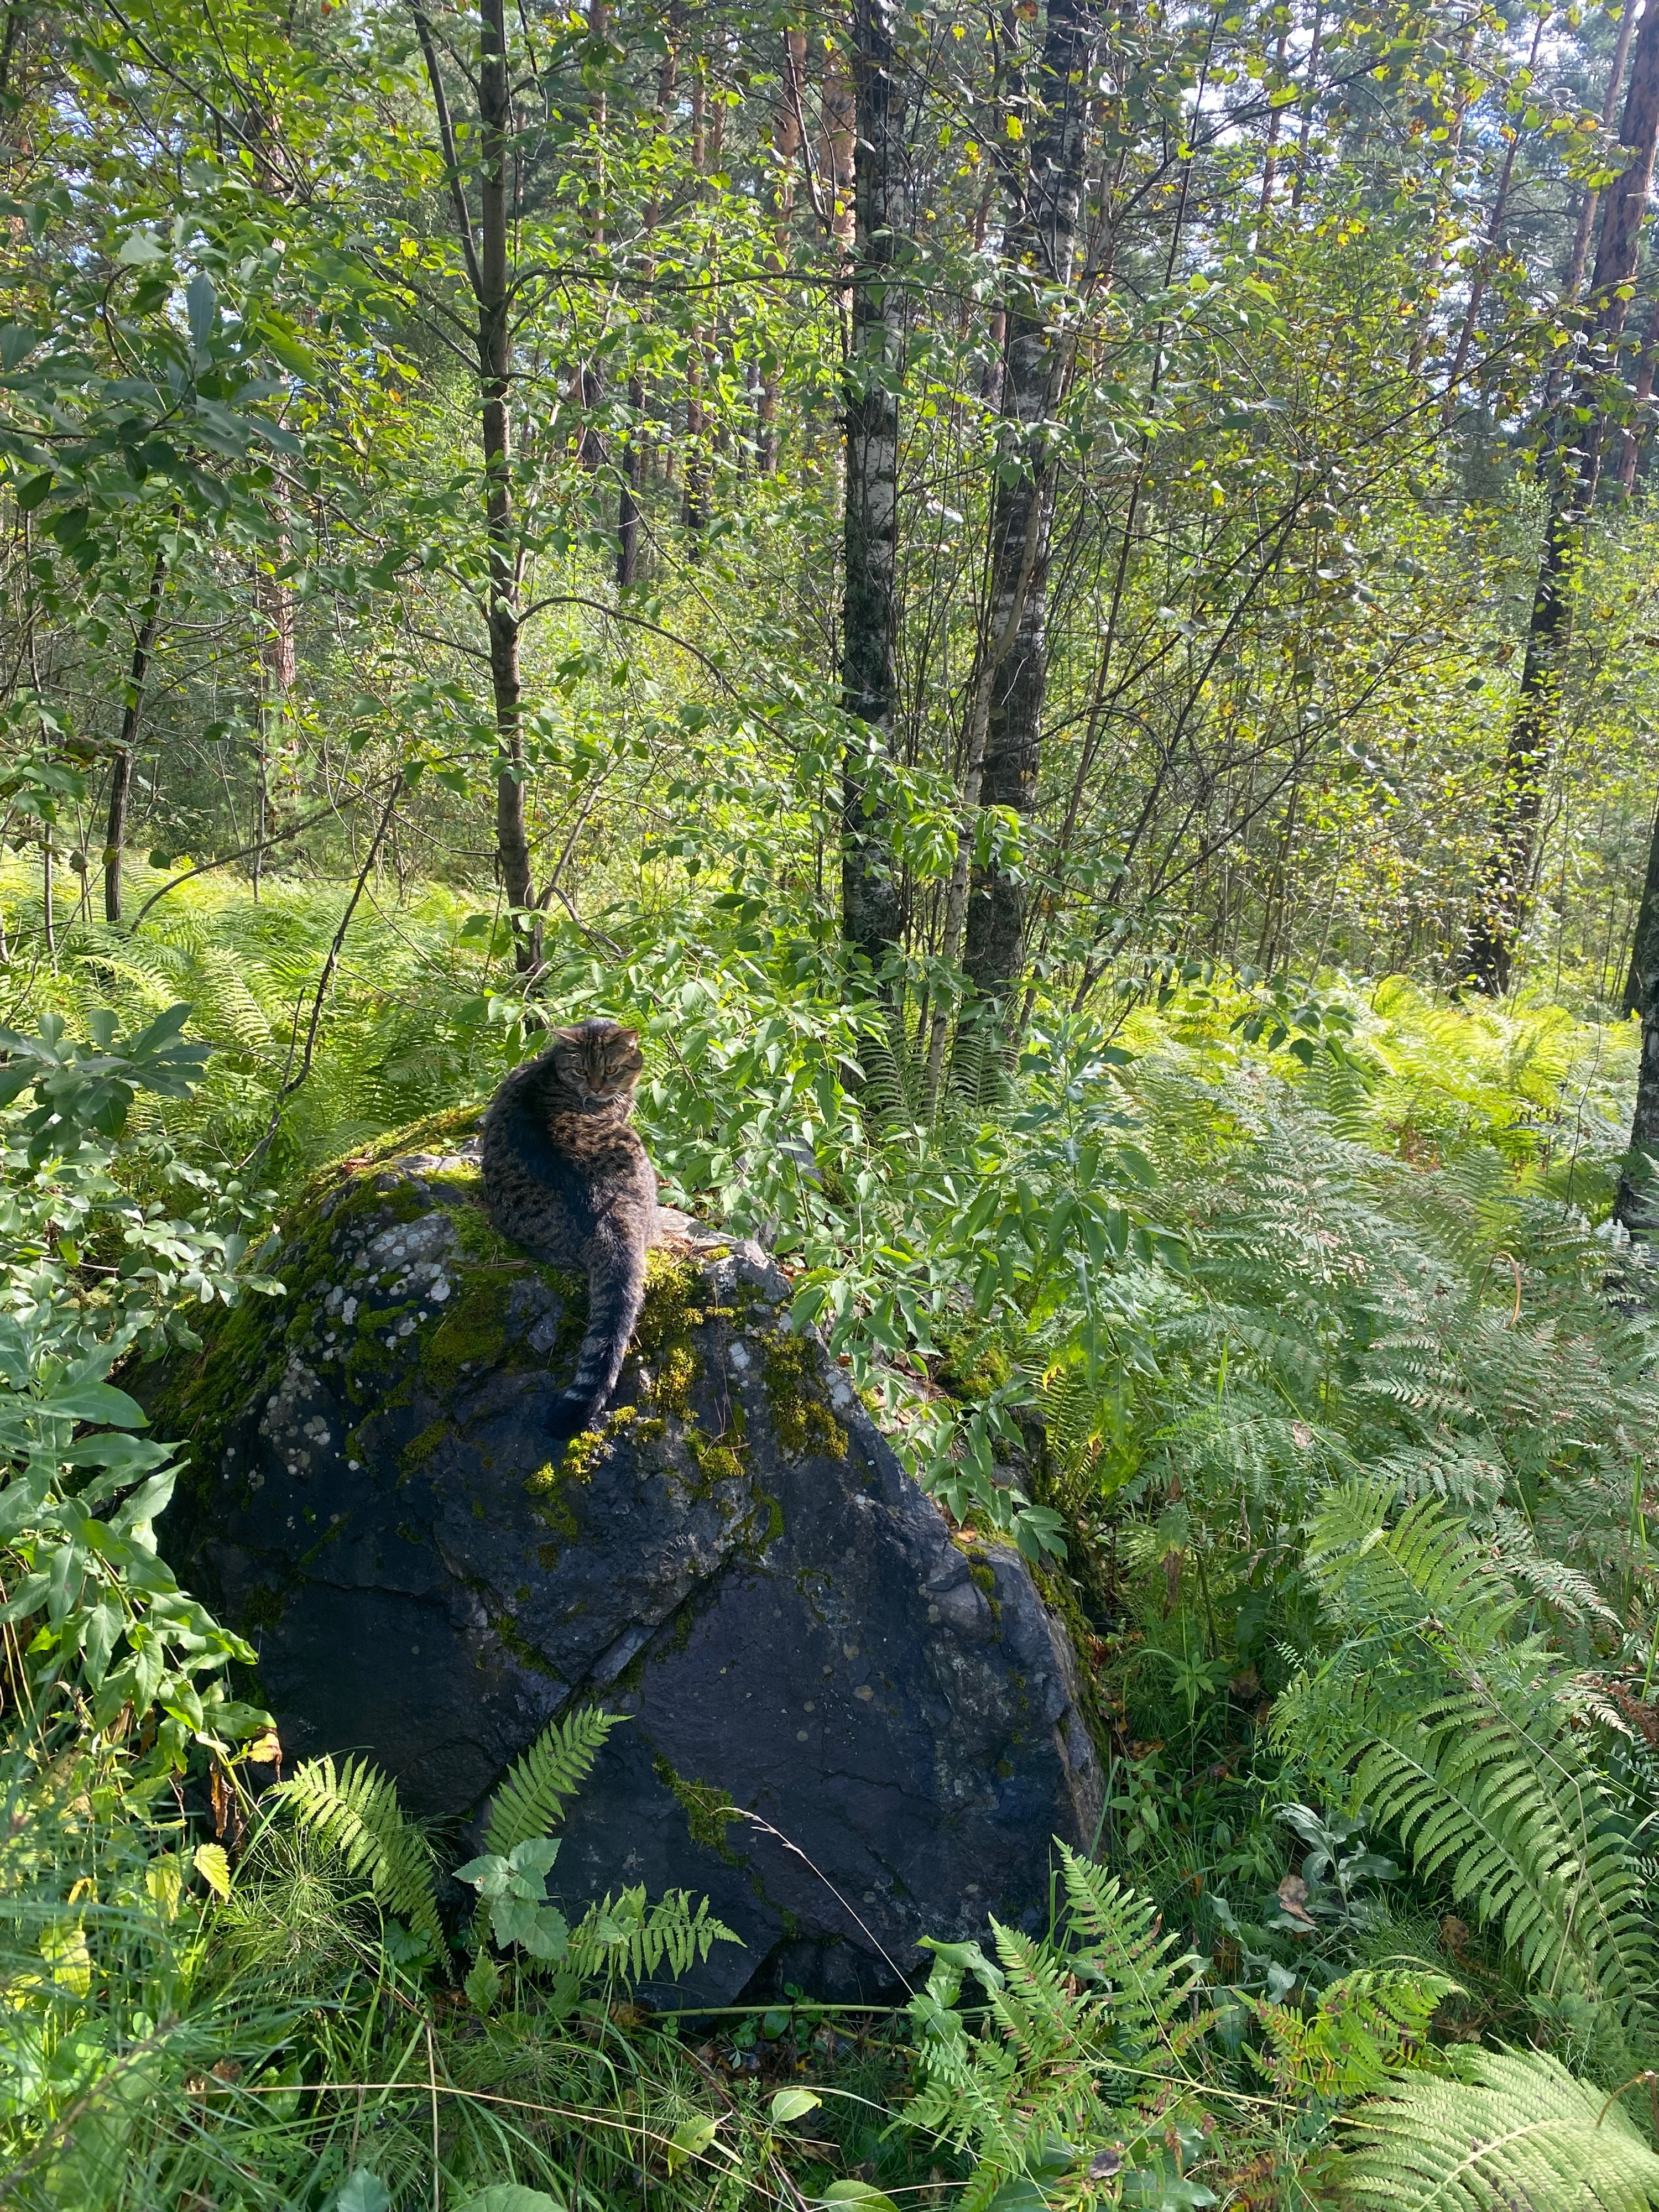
[
  {"left": 128, "top": 794, "right": 368, "bottom": 931},
  {"left": 238, "top": 773, "right": 405, "bottom": 1174},
  {"left": 410, "top": 4, "right": 484, "bottom": 300},
  {"left": 534, "top": 875, "right": 625, "bottom": 957}
]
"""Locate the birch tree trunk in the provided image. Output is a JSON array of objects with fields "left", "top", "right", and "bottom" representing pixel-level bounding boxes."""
[
  {"left": 957, "top": 0, "right": 1099, "bottom": 1033},
  {"left": 839, "top": 0, "right": 907, "bottom": 984},
  {"left": 1465, "top": 0, "right": 1659, "bottom": 996}
]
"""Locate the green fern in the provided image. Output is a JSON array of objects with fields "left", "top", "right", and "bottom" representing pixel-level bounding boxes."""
[
  {"left": 1276, "top": 1484, "right": 1656, "bottom": 2031},
  {"left": 483, "top": 1707, "right": 622, "bottom": 1858},
  {"left": 269, "top": 1753, "right": 448, "bottom": 1975},
  {"left": 1246, "top": 1967, "right": 1455, "bottom": 2101},
  {"left": 904, "top": 1846, "right": 1207, "bottom": 2210},
  {"left": 1055, "top": 1845, "right": 1209, "bottom": 2047},
  {"left": 562, "top": 1886, "right": 738, "bottom": 1986},
  {"left": 1339, "top": 2046, "right": 1659, "bottom": 2210}
]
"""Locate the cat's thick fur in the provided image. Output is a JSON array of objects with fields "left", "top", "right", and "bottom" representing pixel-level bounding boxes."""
[{"left": 481, "top": 1018, "right": 660, "bottom": 1439}]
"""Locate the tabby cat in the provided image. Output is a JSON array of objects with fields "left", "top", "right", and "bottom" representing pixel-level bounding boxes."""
[{"left": 481, "top": 1018, "right": 660, "bottom": 1439}]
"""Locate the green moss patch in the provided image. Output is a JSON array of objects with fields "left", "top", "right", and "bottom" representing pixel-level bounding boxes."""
[
  {"left": 418, "top": 1270, "right": 520, "bottom": 1397},
  {"left": 633, "top": 1249, "right": 723, "bottom": 1420},
  {"left": 760, "top": 1332, "right": 847, "bottom": 1461},
  {"left": 300, "top": 1104, "right": 487, "bottom": 1210},
  {"left": 561, "top": 1404, "right": 639, "bottom": 1485},
  {"left": 400, "top": 1417, "right": 449, "bottom": 1475},
  {"left": 653, "top": 1756, "right": 740, "bottom": 1862},
  {"left": 684, "top": 1427, "right": 745, "bottom": 1485}
]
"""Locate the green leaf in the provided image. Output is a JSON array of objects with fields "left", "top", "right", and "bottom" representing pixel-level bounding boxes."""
[
  {"left": 665, "top": 2114, "right": 724, "bottom": 2175},
  {"left": 919, "top": 1935, "right": 1004, "bottom": 1990},
  {"left": 819, "top": 2187, "right": 901, "bottom": 2211},
  {"left": 58, "top": 1434, "right": 172, "bottom": 1472},
  {"left": 771, "top": 2086, "right": 822, "bottom": 2124},
  {"left": 455, "top": 2190, "right": 565, "bottom": 2212},
  {"left": 454, "top": 1853, "right": 512, "bottom": 1896},
  {"left": 260, "top": 320, "right": 318, "bottom": 378},
  {"left": 985, "top": 2184, "right": 1052, "bottom": 2212},
  {"left": 193, "top": 1841, "right": 232, "bottom": 1899},
  {"left": 508, "top": 1835, "right": 560, "bottom": 1882},
  {"left": 81, "top": 1595, "right": 121, "bottom": 1687},
  {"left": 330, "top": 2174, "right": 392, "bottom": 2212},
  {"left": 463, "top": 1952, "right": 500, "bottom": 2013},
  {"left": 186, "top": 270, "right": 216, "bottom": 349},
  {"left": 48, "top": 1383, "right": 148, "bottom": 1427},
  {"left": 116, "top": 228, "right": 168, "bottom": 264}
]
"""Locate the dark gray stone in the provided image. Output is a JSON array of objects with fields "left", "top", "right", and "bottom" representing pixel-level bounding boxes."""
[{"left": 159, "top": 1129, "right": 1102, "bottom": 2005}]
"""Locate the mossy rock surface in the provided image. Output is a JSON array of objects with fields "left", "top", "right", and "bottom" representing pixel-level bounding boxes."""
[{"left": 153, "top": 1115, "right": 1102, "bottom": 2005}]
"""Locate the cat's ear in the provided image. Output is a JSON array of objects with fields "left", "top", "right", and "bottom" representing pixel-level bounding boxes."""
[
  {"left": 555, "top": 1025, "right": 587, "bottom": 1045},
  {"left": 618, "top": 1028, "right": 640, "bottom": 1047}
]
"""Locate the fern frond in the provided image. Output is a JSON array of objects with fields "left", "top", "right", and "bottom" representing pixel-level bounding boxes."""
[
  {"left": 1344, "top": 1682, "right": 1652, "bottom": 2023},
  {"left": 1246, "top": 1967, "right": 1454, "bottom": 2101},
  {"left": 270, "top": 1753, "right": 448, "bottom": 1975},
  {"left": 1057, "top": 1843, "right": 1206, "bottom": 2046},
  {"left": 562, "top": 1886, "right": 738, "bottom": 1986},
  {"left": 986, "top": 1918, "right": 1096, "bottom": 2073},
  {"left": 1282, "top": 1489, "right": 1656, "bottom": 2027},
  {"left": 1339, "top": 2046, "right": 1659, "bottom": 2211},
  {"left": 483, "top": 1707, "right": 622, "bottom": 1858},
  {"left": 1304, "top": 1480, "right": 1521, "bottom": 1653}
]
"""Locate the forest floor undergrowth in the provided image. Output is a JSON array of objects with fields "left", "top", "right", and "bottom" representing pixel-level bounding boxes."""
[{"left": 2, "top": 865, "right": 1658, "bottom": 2211}]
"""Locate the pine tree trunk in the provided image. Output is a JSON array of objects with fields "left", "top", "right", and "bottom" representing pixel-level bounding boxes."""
[
  {"left": 1618, "top": 286, "right": 1659, "bottom": 490},
  {"left": 958, "top": 0, "right": 1098, "bottom": 1032},
  {"left": 576, "top": 0, "right": 607, "bottom": 472},
  {"left": 1465, "top": 0, "right": 1659, "bottom": 995},
  {"left": 1562, "top": 0, "right": 1640, "bottom": 305},
  {"left": 104, "top": 539, "right": 168, "bottom": 924},
  {"left": 681, "top": 61, "right": 711, "bottom": 543},
  {"left": 839, "top": 0, "right": 907, "bottom": 983}
]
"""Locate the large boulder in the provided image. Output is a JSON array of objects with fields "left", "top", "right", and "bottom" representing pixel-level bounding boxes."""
[{"left": 154, "top": 1112, "right": 1102, "bottom": 2005}]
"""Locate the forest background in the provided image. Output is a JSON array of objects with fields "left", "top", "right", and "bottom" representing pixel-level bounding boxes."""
[{"left": 7, "top": 0, "right": 1659, "bottom": 2204}]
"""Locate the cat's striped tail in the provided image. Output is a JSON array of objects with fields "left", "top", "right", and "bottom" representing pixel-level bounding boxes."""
[{"left": 547, "top": 1221, "right": 648, "bottom": 1441}]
